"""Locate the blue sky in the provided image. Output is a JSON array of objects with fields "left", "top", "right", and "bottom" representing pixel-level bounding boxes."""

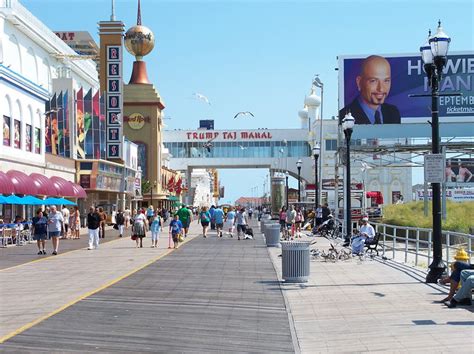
[{"left": 23, "top": 0, "right": 473, "bottom": 203}]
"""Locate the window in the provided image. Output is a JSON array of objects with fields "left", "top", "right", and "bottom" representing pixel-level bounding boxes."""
[
  {"left": 325, "top": 139, "right": 337, "bottom": 151},
  {"left": 3, "top": 116, "right": 11, "bottom": 146},
  {"left": 34, "top": 127, "right": 41, "bottom": 153}
]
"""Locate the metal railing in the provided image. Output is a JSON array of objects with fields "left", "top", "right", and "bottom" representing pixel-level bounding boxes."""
[{"left": 373, "top": 222, "right": 473, "bottom": 268}]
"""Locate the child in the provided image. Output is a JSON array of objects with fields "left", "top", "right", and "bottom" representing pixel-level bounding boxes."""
[
  {"left": 150, "top": 212, "right": 162, "bottom": 248},
  {"left": 169, "top": 214, "right": 183, "bottom": 249}
]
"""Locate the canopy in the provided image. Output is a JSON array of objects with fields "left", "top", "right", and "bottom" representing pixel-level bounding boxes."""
[
  {"left": 22, "top": 195, "right": 46, "bottom": 205},
  {"left": 71, "top": 183, "right": 87, "bottom": 198},
  {"left": 2, "top": 195, "right": 26, "bottom": 205},
  {"left": 42, "top": 197, "right": 77, "bottom": 206},
  {"left": 50, "top": 176, "right": 76, "bottom": 197},
  {"left": 30, "top": 173, "right": 59, "bottom": 196},
  {"left": 0, "top": 171, "right": 15, "bottom": 195},
  {"left": 0, "top": 195, "right": 6, "bottom": 204},
  {"left": 6, "top": 170, "right": 38, "bottom": 195}
]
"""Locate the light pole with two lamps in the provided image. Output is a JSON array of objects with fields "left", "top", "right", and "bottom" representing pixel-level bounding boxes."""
[
  {"left": 342, "top": 113, "right": 355, "bottom": 246},
  {"left": 312, "top": 143, "right": 320, "bottom": 213},
  {"left": 416, "top": 21, "right": 458, "bottom": 282},
  {"left": 285, "top": 171, "right": 289, "bottom": 210},
  {"left": 296, "top": 159, "right": 302, "bottom": 203}
]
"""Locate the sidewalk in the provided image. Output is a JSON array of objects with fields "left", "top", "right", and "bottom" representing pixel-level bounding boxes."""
[
  {"left": 266, "top": 233, "right": 474, "bottom": 353},
  {"left": 1, "top": 220, "right": 295, "bottom": 352}
]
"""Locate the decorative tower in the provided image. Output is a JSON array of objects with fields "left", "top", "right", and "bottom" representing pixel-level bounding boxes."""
[{"left": 123, "top": 0, "right": 167, "bottom": 207}]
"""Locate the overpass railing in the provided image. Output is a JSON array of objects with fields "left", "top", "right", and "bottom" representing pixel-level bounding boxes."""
[{"left": 372, "top": 222, "right": 473, "bottom": 269}]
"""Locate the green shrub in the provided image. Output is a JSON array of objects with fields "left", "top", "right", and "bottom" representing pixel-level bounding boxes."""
[{"left": 383, "top": 201, "right": 474, "bottom": 234}]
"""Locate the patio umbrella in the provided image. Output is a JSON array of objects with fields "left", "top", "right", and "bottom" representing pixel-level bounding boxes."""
[
  {"left": 22, "top": 195, "right": 46, "bottom": 205},
  {"left": 0, "top": 195, "right": 6, "bottom": 204},
  {"left": 3, "top": 195, "right": 26, "bottom": 205},
  {"left": 42, "top": 197, "right": 77, "bottom": 206}
]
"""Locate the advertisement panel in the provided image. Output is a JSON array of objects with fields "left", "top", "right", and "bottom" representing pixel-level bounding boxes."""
[
  {"left": 338, "top": 52, "right": 474, "bottom": 124},
  {"left": 445, "top": 158, "right": 474, "bottom": 183}
]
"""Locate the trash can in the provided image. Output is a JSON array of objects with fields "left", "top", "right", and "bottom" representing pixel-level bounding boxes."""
[
  {"left": 260, "top": 216, "right": 272, "bottom": 232},
  {"left": 281, "top": 241, "right": 311, "bottom": 282},
  {"left": 264, "top": 223, "right": 281, "bottom": 247}
]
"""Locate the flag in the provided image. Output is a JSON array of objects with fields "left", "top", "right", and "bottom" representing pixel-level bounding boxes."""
[
  {"left": 167, "top": 176, "right": 175, "bottom": 192},
  {"left": 76, "top": 88, "right": 85, "bottom": 158},
  {"left": 57, "top": 92, "right": 64, "bottom": 156},
  {"left": 175, "top": 178, "right": 182, "bottom": 194}
]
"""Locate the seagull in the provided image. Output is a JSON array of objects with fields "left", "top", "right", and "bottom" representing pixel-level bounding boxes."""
[
  {"left": 193, "top": 93, "right": 211, "bottom": 105},
  {"left": 239, "top": 145, "right": 248, "bottom": 150},
  {"left": 361, "top": 161, "right": 373, "bottom": 172},
  {"left": 233, "top": 111, "right": 254, "bottom": 119}
]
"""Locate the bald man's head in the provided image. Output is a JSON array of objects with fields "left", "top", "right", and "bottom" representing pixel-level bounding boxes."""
[{"left": 356, "top": 55, "right": 392, "bottom": 110}]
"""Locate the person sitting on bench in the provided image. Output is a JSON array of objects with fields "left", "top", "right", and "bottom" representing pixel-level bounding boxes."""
[
  {"left": 446, "top": 269, "right": 474, "bottom": 308},
  {"left": 351, "top": 217, "right": 375, "bottom": 254}
]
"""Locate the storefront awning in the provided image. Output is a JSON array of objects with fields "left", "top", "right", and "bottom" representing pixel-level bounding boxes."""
[
  {"left": 71, "top": 183, "right": 87, "bottom": 198},
  {"left": 50, "top": 176, "right": 76, "bottom": 197},
  {"left": 6, "top": 170, "right": 38, "bottom": 195},
  {"left": 0, "top": 171, "right": 15, "bottom": 195},
  {"left": 30, "top": 173, "right": 59, "bottom": 197}
]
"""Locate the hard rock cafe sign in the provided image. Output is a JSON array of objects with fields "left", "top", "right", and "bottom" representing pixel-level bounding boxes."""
[{"left": 127, "top": 113, "right": 146, "bottom": 130}]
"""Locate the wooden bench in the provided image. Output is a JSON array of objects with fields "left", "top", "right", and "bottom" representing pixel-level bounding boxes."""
[{"left": 365, "top": 232, "right": 381, "bottom": 256}]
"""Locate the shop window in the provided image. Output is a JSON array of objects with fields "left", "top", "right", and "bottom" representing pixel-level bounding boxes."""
[{"left": 3, "top": 116, "right": 11, "bottom": 146}]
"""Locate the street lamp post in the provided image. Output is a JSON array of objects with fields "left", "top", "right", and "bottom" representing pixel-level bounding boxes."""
[
  {"left": 419, "top": 22, "right": 452, "bottom": 282},
  {"left": 342, "top": 113, "right": 355, "bottom": 245},
  {"left": 285, "top": 171, "right": 289, "bottom": 209},
  {"left": 312, "top": 143, "right": 320, "bottom": 212},
  {"left": 148, "top": 180, "right": 157, "bottom": 207},
  {"left": 296, "top": 159, "right": 302, "bottom": 203}
]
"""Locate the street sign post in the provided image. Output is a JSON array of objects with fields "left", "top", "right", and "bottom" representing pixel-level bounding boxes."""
[{"left": 424, "top": 154, "right": 445, "bottom": 183}]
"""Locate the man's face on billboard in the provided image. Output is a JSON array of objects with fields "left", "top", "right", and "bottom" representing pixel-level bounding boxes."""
[{"left": 356, "top": 57, "right": 391, "bottom": 110}]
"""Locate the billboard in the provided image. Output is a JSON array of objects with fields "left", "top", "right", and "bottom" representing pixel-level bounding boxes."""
[
  {"left": 338, "top": 52, "right": 474, "bottom": 124},
  {"left": 445, "top": 158, "right": 473, "bottom": 183}
]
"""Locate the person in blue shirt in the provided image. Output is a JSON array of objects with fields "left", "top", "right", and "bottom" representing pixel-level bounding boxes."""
[
  {"left": 150, "top": 212, "right": 162, "bottom": 248},
  {"left": 199, "top": 206, "right": 211, "bottom": 238},
  {"left": 213, "top": 206, "right": 225, "bottom": 238},
  {"left": 209, "top": 205, "right": 216, "bottom": 230},
  {"left": 169, "top": 214, "right": 183, "bottom": 249}
]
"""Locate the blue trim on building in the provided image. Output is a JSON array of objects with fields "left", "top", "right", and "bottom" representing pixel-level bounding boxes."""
[{"left": 0, "top": 64, "right": 49, "bottom": 101}]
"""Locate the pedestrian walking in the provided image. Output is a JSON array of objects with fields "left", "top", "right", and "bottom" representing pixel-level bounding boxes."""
[
  {"left": 176, "top": 204, "right": 192, "bottom": 237},
  {"left": 124, "top": 207, "right": 131, "bottom": 228},
  {"left": 132, "top": 209, "right": 148, "bottom": 248},
  {"left": 209, "top": 205, "right": 216, "bottom": 230},
  {"left": 87, "top": 207, "right": 101, "bottom": 250},
  {"left": 213, "top": 205, "right": 225, "bottom": 237},
  {"left": 47, "top": 205, "right": 63, "bottom": 255},
  {"left": 150, "top": 212, "right": 162, "bottom": 248},
  {"left": 235, "top": 207, "right": 248, "bottom": 241},
  {"left": 198, "top": 206, "right": 211, "bottom": 238},
  {"left": 285, "top": 205, "right": 297, "bottom": 240},
  {"left": 32, "top": 208, "right": 48, "bottom": 255},
  {"left": 98, "top": 207, "right": 107, "bottom": 238},
  {"left": 115, "top": 209, "right": 125, "bottom": 237},
  {"left": 61, "top": 206, "right": 70, "bottom": 239},
  {"left": 224, "top": 206, "right": 235, "bottom": 237},
  {"left": 169, "top": 214, "right": 183, "bottom": 249}
]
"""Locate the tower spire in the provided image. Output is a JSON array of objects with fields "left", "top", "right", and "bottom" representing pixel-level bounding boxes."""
[
  {"left": 137, "top": 0, "right": 142, "bottom": 25},
  {"left": 110, "top": 0, "right": 115, "bottom": 21}
]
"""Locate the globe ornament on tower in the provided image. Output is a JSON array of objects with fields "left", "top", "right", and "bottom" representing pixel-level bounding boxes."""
[
  {"left": 124, "top": 0, "right": 154, "bottom": 84},
  {"left": 124, "top": 25, "right": 155, "bottom": 61}
]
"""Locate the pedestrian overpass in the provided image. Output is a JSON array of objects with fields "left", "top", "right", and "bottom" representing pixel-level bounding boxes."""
[{"left": 163, "top": 129, "right": 314, "bottom": 205}]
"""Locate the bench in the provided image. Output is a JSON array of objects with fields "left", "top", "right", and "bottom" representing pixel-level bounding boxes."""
[{"left": 365, "top": 232, "right": 381, "bottom": 255}]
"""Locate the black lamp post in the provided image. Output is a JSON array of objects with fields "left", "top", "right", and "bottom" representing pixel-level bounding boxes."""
[
  {"left": 342, "top": 113, "right": 355, "bottom": 245},
  {"left": 296, "top": 159, "right": 302, "bottom": 203},
  {"left": 148, "top": 180, "right": 157, "bottom": 207},
  {"left": 285, "top": 171, "right": 289, "bottom": 210},
  {"left": 420, "top": 22, "right": 451, "bottom": 283},
  {"left": 312, "top": 143, "right": 320, "bottom": 212}
]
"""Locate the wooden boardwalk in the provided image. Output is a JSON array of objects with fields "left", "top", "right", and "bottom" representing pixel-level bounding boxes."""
[{"left": 1, "top": 221, "right": 294, "bottom": 352}]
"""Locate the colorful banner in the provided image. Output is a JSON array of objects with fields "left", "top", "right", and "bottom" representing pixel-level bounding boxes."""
[
  {"left": 25, "top": 124, "right": 32, "bottom": 152},
  {"left": 76, "top": 88, "right": 85, "bottom": 158},
  {"left": 50, "top": 93, "right": 58, "bottom": 154},
  {"left": 92, "top": 91, "right": 100, "bottom": 159},
  {"left": 446, "top": 158, "right": 474, "bottom": 184},
  {"left": 45, "top": 100, "right": 51, "bottom": 153},
  {"left": 34, "top": 127, "right": 40, "bottom": 154},
  {"left": 3, "top": 116, "right": 10, "bottom": 146},
  {"left": 83, "top": 89, "right": 93, "bottom": 158},
  {"left": 13, "top": 119, "right": 20, "bottom": 148},
  {"left": 63, "top": 91, "right": 70, "bottom": 157},
  {"left": 56, "top": 91, "right": 64, "bottom": 156},
  {"left": 338, "top": 52, "right": 474, "bottom": 125},
  {"left": 99, "top": 94, "right": 106, "bottom": 160}
]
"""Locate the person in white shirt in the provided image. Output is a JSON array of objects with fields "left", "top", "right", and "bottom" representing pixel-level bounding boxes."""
[
  {"left": 61, "top": 206, "right": 70, "bottom": 239},
  {"left": 47, "top": 205, "right": 64, "bottom": 255},
  {"left": 351, "top": 217, "right": 375, "bottom": 255}
]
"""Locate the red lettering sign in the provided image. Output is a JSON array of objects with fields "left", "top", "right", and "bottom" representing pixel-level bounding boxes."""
[{"left": 185, "top": 131, "right": 273, "bottom": 140}]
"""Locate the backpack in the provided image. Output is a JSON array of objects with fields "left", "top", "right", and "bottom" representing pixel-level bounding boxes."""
[
  {"left": 201, "top": 212, "right": 208, "bottom": 221},
  {"left": 116, "top": 213, "right": 124, "bottom": 224}
]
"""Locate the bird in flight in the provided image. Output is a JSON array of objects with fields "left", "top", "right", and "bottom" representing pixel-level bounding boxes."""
[
  {"left": 193, "top": 93, "right": 211, "bottom": 105},
  {"left": 233, "top": 111, "right": 254, "bottom": 119},
  {"left": 239, "top": 145, "right": 248, "bottom": 150}
]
